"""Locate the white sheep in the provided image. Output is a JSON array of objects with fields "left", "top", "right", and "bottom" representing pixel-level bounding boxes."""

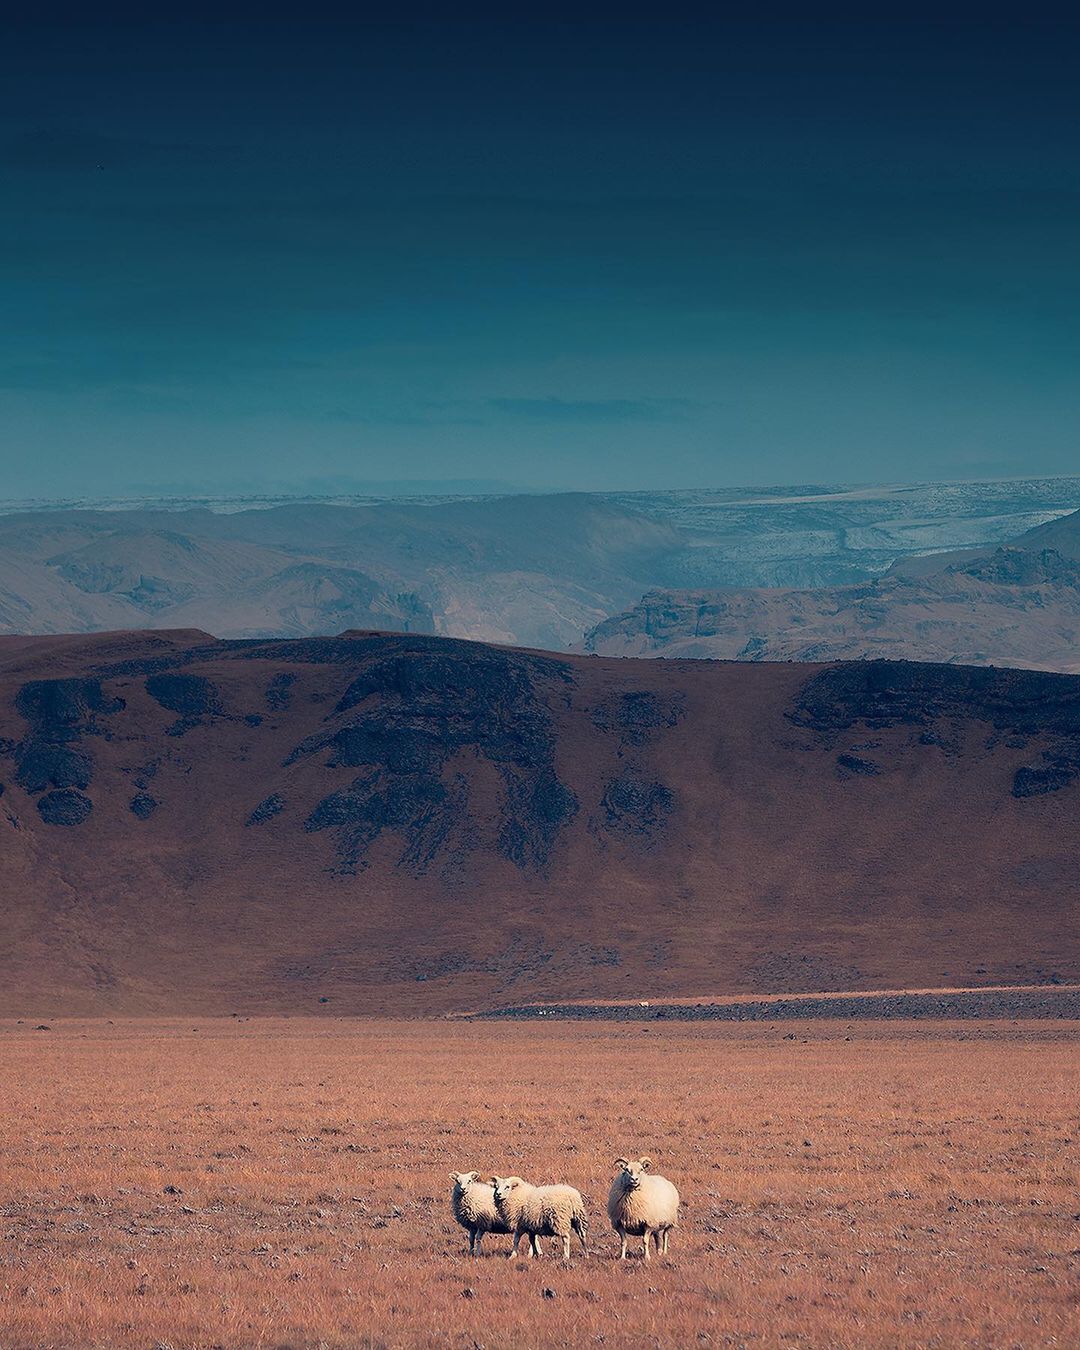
[
  {"left": 607, "top": 1155, "right": 680, "bottom": 1259},
  {"left": 490, "top": 1174, "right": 589, "bottom": 1260},
  {"left": 449, "top": 1170, "right": 512, "bottom": 1255}
]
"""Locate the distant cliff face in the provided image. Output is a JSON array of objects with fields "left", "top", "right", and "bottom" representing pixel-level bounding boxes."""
[
  {"left": 1, "top": 630, "right": 1078, "bottom": 1014},
  {"left": 583, "top": 514, "right": 1080, "bottom": 672}
]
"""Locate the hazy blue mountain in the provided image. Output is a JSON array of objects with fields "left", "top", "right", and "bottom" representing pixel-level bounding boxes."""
[{"left": 1, "top": 477, "right": 1079, "bottom": 648}]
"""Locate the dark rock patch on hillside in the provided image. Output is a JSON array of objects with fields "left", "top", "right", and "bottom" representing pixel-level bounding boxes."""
[
  {"left": 247, "top": 793, "right": 285, "bottom": 826},
  {"left": 265, "top": 673, "right": 295, "bottom": 710},
  {"left": 305, "top": 772, "right": 457, "bottom": 873},
  {"left": 836, "top": 753, "right": 880, "bottom": 778},
  {"left": 290, "top": 642, "right": 577, "bottom": 872},
  {"left": 130, "top": 792, "right": 158, "bottom": 819},
  {"left": 498, "top": 770, "right": 578, "bottom": 868},
  {"left": 333, "top": 643, "right": 569, "bottom": 714},
  {"left": 146, "top": 673, "right": 220, "bottom": 715},
  {"left": 1012, "top": 753, "right": 1080, "bottom": 798},
  {"left": 37, "top": 788, "right": 92, "bottom": 826},
  {"left": 591, "top": 690, "right": 684, "bottom": 744},
  {"left": 794, "top": 662, "right": 1080, "bottom": 796},
  {"left": 145, "top": 673, "right": 224, "bottom": 735},
  {"left": 95, "top": 643, "right": 224, "bottom": 681},
  {"left": 16, "top": 742, "right": 92, "bottom": 792},
  {"left": 9, "top": 677, "right": 124, "bottom": 814},
  {"left": 793, "top": 662, "right": 1080, "bottom": 737},
  {"left": 15, "top": 678, "right": 124, "bottom": 735},
  {"left": 601, "top": 774, "right": 674, "bottom": 839},
  {"left": 230, "top": 632, "right": 574, "bottom": 677},
  {"left": 289, "top": 724, "right": 443, "bottom": 775}
]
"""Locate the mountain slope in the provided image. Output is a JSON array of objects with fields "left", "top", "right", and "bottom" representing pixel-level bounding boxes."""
[
  {"left": 1, "top": 631, "right": 1078, "bottom": 1014},
  {"left": 584, "top": 510, "right": 1080, "bottom": 670}
]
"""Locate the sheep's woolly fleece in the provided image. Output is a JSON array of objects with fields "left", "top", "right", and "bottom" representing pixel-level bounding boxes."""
[
  {"left": 450, "top": 1172, "right": 511, "bottom": 1252},
  {"left": 491, "top": 1176, "right": 589, "bottom": 1258},
  {"left": 607, "top": 1157, "right": 680, "bottom": 1257}
]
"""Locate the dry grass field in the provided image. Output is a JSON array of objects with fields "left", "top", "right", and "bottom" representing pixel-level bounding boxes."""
[{"left": 1, "top": 1019, "right": 1078, "bottom": 1349}]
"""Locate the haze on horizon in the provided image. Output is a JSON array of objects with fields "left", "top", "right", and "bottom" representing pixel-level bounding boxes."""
[{"left": 2, "top": 7, "right": 1079, "bottom": 499}]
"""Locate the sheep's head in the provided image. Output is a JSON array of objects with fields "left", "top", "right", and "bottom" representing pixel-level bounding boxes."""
[
  {"left": 450, "top": 1170, "right": 481, "bottom": 1189},
  {"left": 491, "top": 1175, "right": 523, "bottom": 1204},
  {"left": 614, "top": 1156, "right": 652, "bottom": 1189}
]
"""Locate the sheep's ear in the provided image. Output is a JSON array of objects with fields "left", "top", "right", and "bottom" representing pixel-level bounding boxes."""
[
  {"left": 449, "top": 1172, "right": 459, "bottom": 1182},
  {"left": 466, "top": 1171, "right": 480, "bottom": 1181},
  {"left": 613, "top": 1157, "right": 629, "bottom": 1170},
  {"left": 639, "top": 1156, "right": 652, "bottom": 1170}
]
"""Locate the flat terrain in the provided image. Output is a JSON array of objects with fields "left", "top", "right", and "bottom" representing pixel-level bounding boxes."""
[{"left": 2, "top": 1020, "right": 1078, "bottom": 1348}]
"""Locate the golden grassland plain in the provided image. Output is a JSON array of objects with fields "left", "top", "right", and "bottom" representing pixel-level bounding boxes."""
[{"left": 1, "top": 1019, "right": 1078, "bottom": 1349}]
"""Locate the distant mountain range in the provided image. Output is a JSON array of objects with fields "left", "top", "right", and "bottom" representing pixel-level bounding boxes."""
[
  {"left": 2, "top": 477, "right": 1080, "bottom": 653},
  {"left": 0, "top": 496, "right": 679, "bottom": 649},
  {"left": 604, "top": 477, "right": 1080, "bottom": 587},
  {"left": 584, "top": 509, "right": 1080, "bottom": 672},
  {"left": 2, "top": 630, "right": 1078, "bottom": 1014}
]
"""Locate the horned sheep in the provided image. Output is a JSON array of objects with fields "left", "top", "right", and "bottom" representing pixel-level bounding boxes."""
[
  {"left": 607, "top": 1156, "right": 680, "bottom": 1259},
  {"left": 490, "top": 1175, "right": 589, "bottom": 1260},
  {"left": 449, "top": 1170, "right": 512, "bottom": 1255}
]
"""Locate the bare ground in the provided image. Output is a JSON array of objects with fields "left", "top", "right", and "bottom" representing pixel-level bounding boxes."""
[{"left": 1, "top": 1019, "right": 1079, "bottom": 1348}]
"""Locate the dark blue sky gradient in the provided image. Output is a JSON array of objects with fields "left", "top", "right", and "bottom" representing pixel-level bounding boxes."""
[{"left": 3, "top": 7, "right": 1079, "bottom": 494}]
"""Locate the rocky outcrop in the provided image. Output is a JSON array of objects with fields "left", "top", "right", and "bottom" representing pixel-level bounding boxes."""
[
  {"left": 791, "top": 662, "right": 1080, "bottom": 798},
  {"left": 600, "top": 774, "right": 674, "bottom": 838},
  {"left": 246, "top": 793, "right": 285, "bottom": 825},
  {"left": 290, "top": 639, "right": 578, "bottom": 873},
  {"left": 130, "top": 792, "right": 158, "bottom": 819},
  {"left": 5, "top": 677, "right": 123, "bottom": 824},
  {"left": 37, "top": 788, "right": 93, "bottom": 826}
]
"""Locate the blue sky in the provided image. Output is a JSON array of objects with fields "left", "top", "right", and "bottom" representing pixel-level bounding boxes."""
[{"left": 2, "top": 7, "right": 1079, "bottom": 496}]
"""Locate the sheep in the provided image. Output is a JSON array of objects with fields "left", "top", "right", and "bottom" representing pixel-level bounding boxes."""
[
  {"left": 449, "top": 1171, "right": 512, "bottom": 1255},
  {"left": 490, "top": 1175, "right": 589, "bottom": 1261},
  {"left": 608, "top": 1156, "right": 680, "bottom": 1259}
]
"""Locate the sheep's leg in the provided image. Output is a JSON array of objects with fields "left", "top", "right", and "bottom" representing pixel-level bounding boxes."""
[
  {"left": 468, "top": 1228, "right": 476, "bottom": 1256},
  {"left": 574, "top": 1218, "right": 588, "bottom": 1255},
  {"left": 642, "top": 1231, "right": 651, "bottom": 1260},
  {"left": 661, "top": 1229, "right": 670, "bottom": 1255},
  {"left": 653, "top": 1230, "right": 662, "bottom": 1256},
  {"left": 474, "top": 1230, "right": 483, "bottom": 1256},
  {"left": 509, "top": 1228, "right": 524, "bottom": 1259},
  {"left": 618, "top": 1227, "right": 628, "bottom": 1260},
  {"left": 561, "top": 1233, "right": 571, "bottom": 1261},
  {"left": 531, "top": 1235, "right": 543, "bottom": 1258}
]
